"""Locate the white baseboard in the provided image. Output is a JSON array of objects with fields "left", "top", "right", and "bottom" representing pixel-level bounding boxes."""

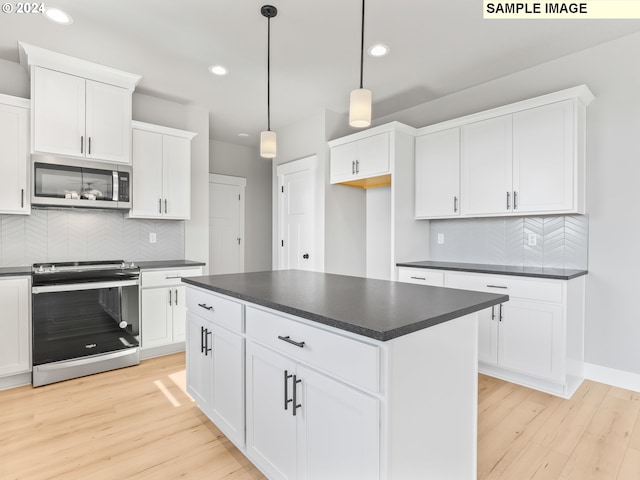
[{"left": 584, "top": 363, "right": 640, "bottom": 393}]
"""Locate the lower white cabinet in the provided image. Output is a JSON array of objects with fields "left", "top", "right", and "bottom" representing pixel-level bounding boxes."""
[
  {"left": 186, "top": 297, "right": 245, "bottom": 447},
  {"left": 246, "top": 340, "right": 380, "bottom": 480},
  {"left": 0, "top": 276, "right": 30, "bottom": 377},
  {"left": 398, "top": 267, "right": 585, "bottom": 398},
  {"left": 140, "top": 266, "right": 202, "bottom": 351}
]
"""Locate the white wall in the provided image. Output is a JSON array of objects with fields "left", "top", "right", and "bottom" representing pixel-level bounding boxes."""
[
  {"left": 374, "top": 31, "right": 640, "bottom": 376},
  {"left": 132, "top": 93, "right": 210, "bottom": 273},
  {"left": 210, "top": 140, "right": 272, "bottom": 272}
]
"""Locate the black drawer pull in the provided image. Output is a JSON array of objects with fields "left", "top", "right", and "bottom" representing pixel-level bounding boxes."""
[
  {"left": 486, "top": 285, "right": 508, "bottom": 289},
  {"left": 278, "top": 335, "right": 305, "bottom": 348},
  {"left": 198, "top": 303, "right": 214, "bottom": 311},
  {"left": 410, "top": 276, "right": 426, "bottom": 281}
]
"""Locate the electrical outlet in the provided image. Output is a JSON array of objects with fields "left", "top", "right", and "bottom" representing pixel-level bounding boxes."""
[
  {"left": 528, "top": 233, "right": 537, "bottom": 246},
  {"left": 149, "top": 232, "right": 157, "bottom": 244},
  {"left": 437, "top": 233, "right": 445, "bottom": 245}
]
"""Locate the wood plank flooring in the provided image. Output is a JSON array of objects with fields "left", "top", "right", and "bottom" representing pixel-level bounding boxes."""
[{"left": 1, "top": 353, "right": 639, "bottom": 479}]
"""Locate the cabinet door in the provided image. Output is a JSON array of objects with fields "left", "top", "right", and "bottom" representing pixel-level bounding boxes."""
[
  {"left": 85, "top": 80, "right": 131, "bottom": 164},
  {"left": 130, "top": 129, "right": 163, "bottom": 218},
  {"left": 498, "top": 299, "right": 564, "bottom": 382},
  {"left": 0, "top": 102, "right": 29, "bottom": 214},
  {"left": 512, "top": 100, "right": 574, "bottom": 213},
  {"left": 356, "top": 132, "right": 389, "bottom": 178},
  {"left": 140, "top": 288, "right": 172, "bottom": 348},
  {"left": 33, "top": 67, "right": 85, "bottom": 158},
  {"left": 186, "top": 313, "right": 213, "bottom": 411},
  {"left": 329, "top": 141, "right": 357, "bottom": 183},
  {"left": 296, "top": 365, "right": 380, "bottom": 480},
  {"left": 415, "top": 128, "right": 460, "bottom": 218},
  {"left": 246, "top": 341, "right": 297, "bottom": 480},
  {"left": 0, "top": 277, "right": 30, "bottom": 377},
  {"left": 211, "top": 325, "right": 245, "bottom": 447},
  {"left": 397, "top": 268, "right": 444, "bottom": 287},
  {"left": 162, "top": 134, "right": 191, "bottom": 219},
  {"left": 460, "top": 115, "right": 513, "bottom": 215},
  {"left": 172, "top": 286, "right": 187, "bottom": 343},
  {"left": 478, "top": 306, "right": 499, "bottom": 366}
]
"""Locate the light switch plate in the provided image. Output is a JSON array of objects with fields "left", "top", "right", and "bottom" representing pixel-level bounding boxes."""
[{"left": 528, "top": 233, "right": 537, "bottom": 246}]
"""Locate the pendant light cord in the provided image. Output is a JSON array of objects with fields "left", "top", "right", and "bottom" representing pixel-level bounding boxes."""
[
  {"left": 359, "top": 0, "right": 365, "bottom": 89},
  {"left": 267, "top": 15, "right": 271, "bottom": 131}
]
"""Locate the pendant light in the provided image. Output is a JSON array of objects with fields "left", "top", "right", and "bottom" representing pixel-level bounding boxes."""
[
  {"left": 349, "top": 0, "right": 372, "bottom": 128},
  {"left": 260, "top": 5, "right": 278, "bottom": 158}
]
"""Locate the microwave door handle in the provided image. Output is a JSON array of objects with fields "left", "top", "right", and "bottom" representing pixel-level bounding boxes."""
[{"left": 113, "top": 172, "right": 119, "bottom": 201}]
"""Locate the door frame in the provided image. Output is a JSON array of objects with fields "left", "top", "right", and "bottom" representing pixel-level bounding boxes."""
[
  {"left": 209, "top": 173, "right": 246, "bottom": 274},
  {"left": 275, "top": 155, "right": 318, "bottom": 271}
]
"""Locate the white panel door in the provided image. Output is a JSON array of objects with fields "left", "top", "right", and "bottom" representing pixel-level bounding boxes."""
[
  {"left": 278, "top": 161, "right": 316, "bottom": 271},
  {"left": 186, "top": 313, "right": 212, "bottom": 412},
  {"left": 33, "top": 67, "right": 85, "bottom": 158},
  {"left": 246, "top": 341, "right": 297, "bottom": 480},
  {"left": 131, "top": 129, "right": 163, "bottom": 218},
  {"left": 0, "top": 277, "right": 29, "bottom": 376},
  {"left": 0, "top": 102, "right": 29, "bottom": 214},
  {"left": 296, "top": 365, "right": 380, "bottom": 480},
  {"left": 209, "top": 181, "right": 243, "bottom": 274},
  {"left": 512, "top": 100, "right": 574, "bottom": 213},
  {"left": 162, "top": 135, "right": 191, "bottom": 219},
  {"left": 140, "top": 288, "right": 172, "bottom": 348},
  {"left": 172, "top": 286, "right": 187, "bottom": 343},
  {"left": 85, "top": 80, "right": 131, "bottom": 164},
  {"left": 498, "top": 299, "right": 564, "bottom": 382},
  {"left": 461, "top": 115, "right": 513, "bottom": 215},
  {"left": 415, "top": 128, "right": 460, "bottom": 218}
]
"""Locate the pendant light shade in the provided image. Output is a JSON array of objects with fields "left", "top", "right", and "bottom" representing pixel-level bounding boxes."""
[
  {"left": 260, "top": 5, "right": 278, "bottom": 159},
  {"left": 349, "top": 0, "right": 371, "bottom": 128},
  {"left": 260, "top": 130, "right": 277, "bottom": 158}
]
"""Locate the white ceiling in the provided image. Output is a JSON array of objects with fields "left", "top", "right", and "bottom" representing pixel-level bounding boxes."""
[{"left": 1, "top": 0, "right": 639, "bottom": 147}]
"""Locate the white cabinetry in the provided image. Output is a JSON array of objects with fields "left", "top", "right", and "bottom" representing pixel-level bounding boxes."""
[
  {"left": 415, "top": 127, "right": 460, "bottom": 218},
  {"left": 415, "top": 85, "right": 593, "bottom": 219},
  {"left": 444, "top": 271, "right": 584, "bottom": 398},
  {"left": 186, "top": 286, "right": 245, "bottom": 447},
  {"left": 397, "top": 267, "right": 444, "bottom": 286},
  {"left": 140, "top": 266, "right": 202, "bottom": 355},
  {"left": 330, "top": 132, "right": 390, "bottom": 186},
  {"left": 0, "top": 276, "right": 30, "bottom": 378},
  {"left": 128, "top": 121, "right": 196, "bottom": 220},
  {"left": 0, "top": 95, "right": 30, "bottom": 215}
]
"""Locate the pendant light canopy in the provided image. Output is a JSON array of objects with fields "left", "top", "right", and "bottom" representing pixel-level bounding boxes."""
[
  {"left": 349, "top": 0, "right": 371, "bottom": 128},
  {"left": 260, "top": 5, "right": 278, "bottom": 158}
]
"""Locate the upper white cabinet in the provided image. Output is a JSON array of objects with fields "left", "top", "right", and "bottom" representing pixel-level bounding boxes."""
[
  {"left": 0, "top": 95, "right": 30, "bottom": 215},
  {"left": 330, "top": 131, "right": 390, "bottom": 186},
  {"left": 416, "top": 85, "right": 593, "bottom": 219},
  {"left": 128, "top": 121, "right": 196, "bottom": 220},
  {"left": 415, "top": 127, "right": 461, "bottom": 218},
  {"left": 19, "top": 42, "right": 141, "bottom": 165}
]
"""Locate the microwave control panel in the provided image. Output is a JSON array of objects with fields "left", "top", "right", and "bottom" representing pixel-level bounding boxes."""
[{"left": 118, "top": 173, "right": 130, "bottom": 202}]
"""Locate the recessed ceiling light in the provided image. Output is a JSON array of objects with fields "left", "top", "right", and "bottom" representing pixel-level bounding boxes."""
[
  {"left": 368, "top": 44, "right": 389, "bottom": 57},
  {"left": 237, "top": 133, "right": 249, "bottom": 138},
  {"left": 209, "top": 65, "right": 229, "bottom": 76},
  {"left": 44, "top": 7, "right": 74, "bottom": 25}
]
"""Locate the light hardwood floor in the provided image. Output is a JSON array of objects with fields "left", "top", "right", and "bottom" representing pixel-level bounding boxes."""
[{"left": 1, "top": 353, "right": 639, "bottom": 479}]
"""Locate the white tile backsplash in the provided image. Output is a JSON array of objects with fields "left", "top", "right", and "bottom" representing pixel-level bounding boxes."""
[{"left": 0, "top": 209, "right": 184, "bottom": 266}]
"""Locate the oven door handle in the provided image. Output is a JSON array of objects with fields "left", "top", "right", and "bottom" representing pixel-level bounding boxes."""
[{"left": 32, "top": 279, "right": 139, "bottom": 294}]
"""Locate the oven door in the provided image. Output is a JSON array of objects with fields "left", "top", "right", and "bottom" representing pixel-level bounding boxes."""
[{"left": 31, "top": 279, "right": 140, "bottom": 368}]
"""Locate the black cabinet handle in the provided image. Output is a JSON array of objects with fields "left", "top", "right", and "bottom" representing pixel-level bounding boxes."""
[
  {"left": 88, "top": 137, "right": 91, "bottom": 155},
  {"left": 168, "top": 289, "right": 172, "bottom": 306},
  {"left": 164, "top": 199, "right": 168, "bottom": 214},
  {"left": 410, "top": 276, "right": 426, "bottom": 281},
  {"left": 499, "top": 304, "right": 503, "bottom": 322},
  {"left": 200, "top": 326, "right": 205, "bottom": 354},
  {"left": 204, "top": 328, "right": 212, "bottom": 355},
  {"left": 80, "top": 136, "right": 84, "bottom": 154},
  {"left": 454, "top": 195, "right": 458, "bottom": 213},
  {"left": 21, "top": 189, "right": 24, "bottom": 208},
  {"left": 513, "top": 191, "right": 518, "bottom": 210},
  {"left": 278, "top": 335, "right": 305, "bottom": 348},
  {"left": 491, "top": 305, "right": 495, "bottom": 320},
  {"left": 292, "top": 374, "right": 302, "bottom": 416},
  {"left": 174, "top": 289, "right": 178, "bottom": 306},
  {"left": 486, "top": 285, "right": 508, "bottom": 289},
  {"left": 198, "top": 303, "right": 214, "bottom": 311},
  {"left": 506, "top": 191, "right": 511, "bottom": 210},
  {"left": 159, "top": 198, "right": 162, "bottom": 214},
  {"left": 284, "top": 370, "right": 293, "bottom": 411}
]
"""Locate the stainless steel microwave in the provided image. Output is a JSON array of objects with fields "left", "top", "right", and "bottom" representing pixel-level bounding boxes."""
[{"left": 31, "top": 155, "right": 132, "bottom": 210}]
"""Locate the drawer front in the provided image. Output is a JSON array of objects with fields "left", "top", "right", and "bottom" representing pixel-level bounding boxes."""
[
  {"left": 186, "top": 287, "right": 243, "bottom": 333},
  {"left": 246, "top": 306, "right": 380, "bottom": 393},
  {"left": 141, "top": 267, "right": 203, "bottom": 288},
  {"left": 445, "top": 272, "right": 564, "bottom": 303},
  {"left": 397, "top": 267, "right": 444, "bottom": 287}
]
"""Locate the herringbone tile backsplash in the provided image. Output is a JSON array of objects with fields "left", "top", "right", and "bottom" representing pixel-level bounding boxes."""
[
  {"left": 430, "top": 215, "right": 588, "bottom": 269},
  {"left": 0, "top": 209, "right": 184, "bottom": 266}
]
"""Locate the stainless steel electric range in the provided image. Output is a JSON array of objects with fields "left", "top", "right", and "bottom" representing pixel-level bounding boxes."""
[{"left": 31, "top": 260, "right": 140, "bottom": 387}]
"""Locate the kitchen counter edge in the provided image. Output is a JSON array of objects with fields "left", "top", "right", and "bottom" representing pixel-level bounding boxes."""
[{"left": 397, "top": 261, "right": 587, "bottom": 280}]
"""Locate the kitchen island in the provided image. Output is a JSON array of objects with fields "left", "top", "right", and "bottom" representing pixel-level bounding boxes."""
[{"left": 182, "top": 270, "right": 508, "bottom": 480}]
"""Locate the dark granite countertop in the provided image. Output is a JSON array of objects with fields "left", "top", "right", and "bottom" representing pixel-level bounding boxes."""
[
  {"left": 0, "top": 266, "right": 33, "bottom": 277},
  {"left": 182, "top": 270, "right": 508, "bottom": 341},
  {"left": 396, "top": 260, "right": 587, "bottom": 280},
  {"left": 136, "top": 260, "right": 206, "bottom": 270}
]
